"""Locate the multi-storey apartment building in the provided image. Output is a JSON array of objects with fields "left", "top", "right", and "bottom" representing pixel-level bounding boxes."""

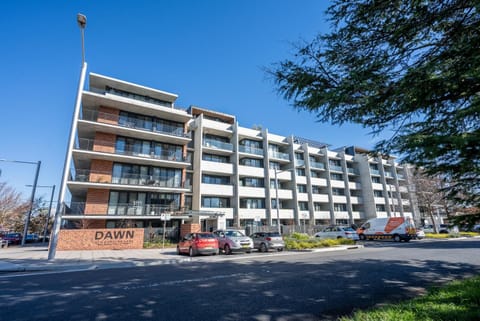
[{"left": 62, "top": 72, "right": 418, "bottom": 236}]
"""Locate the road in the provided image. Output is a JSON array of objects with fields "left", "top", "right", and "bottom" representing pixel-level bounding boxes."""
[{"left": 1, "top": 238, "right": 479, "bottom": 321}]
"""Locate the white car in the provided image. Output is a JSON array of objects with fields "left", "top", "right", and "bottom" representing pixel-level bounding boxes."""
[
  {"left": 314, "top": 226, "right": 359, "bottom": 241},
  {"left": 415, "top": 229, "right": 425, "bottom": 239}
]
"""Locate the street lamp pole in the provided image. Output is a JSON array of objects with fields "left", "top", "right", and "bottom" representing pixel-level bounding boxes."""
[
  {"left": 0, "top": 159, "right": 41, "bottom": 246},
  {"left": 48, "top": 14, "right": 87, "bottom": 261}
]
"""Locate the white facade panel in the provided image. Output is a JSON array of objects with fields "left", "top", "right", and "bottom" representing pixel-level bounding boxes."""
[
  {"left": 312, "top": 194, "right": 329, "bottom": 202},
  {"left": 202, "top": 118, "right": 233, "bottom": 132},
  {"left": 374, "top": 197, "right": 386, "bottom": 204},
  {"left": 238, "top": 166, "right": 264, "bottom": 177},
  {"left": 238, "top": 186, "right": 266, "bottom": 198},
  {"left": 331, "top": 180, "right": 344, "bottom": 188},
  {"left": 271, "top": 189, "right": 293, "bottom": 199},
  {"left": 201, "top": 184, "right": 234, "bottom": 196},
  {"left": 201, "top": 207, "right": 234, "bottom": 219},
  {"left": 311, "top": 177, "right": 327, "bottom": 186},
  {"left": 296, "top": 176, "right": 307, "bottom": 184},
  {"left": 332, "top": 195, "right": 348, "bottom": 203},
  {"left": 201, "top": 161, "right": 234, "bottom": 174},
  {"left": 349, "top": 196, "right": 363, "bottom": 204},
  {"left": 333, "top": 211, "right": 349, "bottom": 219},
  {"left": 238, "top": 208, "right": 267, "bottom": 219},
  {"left": 313, "top": 211, "right": 331, "bottom": 219},
  {"left": 348, "top": 182, "right": 361, "bottom": 189},
  {"left": 297, "top": 193, "right": 309, "bottom": 202}
]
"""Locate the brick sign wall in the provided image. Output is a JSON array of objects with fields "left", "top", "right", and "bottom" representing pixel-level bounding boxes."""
[{"left": 56, "top": 228, "right": 144, "bottom": 251}]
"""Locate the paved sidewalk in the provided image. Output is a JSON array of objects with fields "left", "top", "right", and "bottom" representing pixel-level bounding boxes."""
[
  {"left": 0, "top": 243, "right": 363, "bottom": 273},
  {"left": 0, "top": 244, "right": 183, "bottom": 273}
]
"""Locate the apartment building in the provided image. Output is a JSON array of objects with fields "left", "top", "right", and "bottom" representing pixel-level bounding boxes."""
[{"left": 62, "top": 72, "right": 419, "bottom": 236}]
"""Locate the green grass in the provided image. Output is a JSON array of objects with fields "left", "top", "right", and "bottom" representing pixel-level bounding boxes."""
[
  {"left": 425, "top": 232, "right": 480, "bottom": 239},
  {"left": 339, "top": 275, "right": 480, "bottom": 321}
]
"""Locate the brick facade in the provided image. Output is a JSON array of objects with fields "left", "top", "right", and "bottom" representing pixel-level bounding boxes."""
[
  {"left": 98, "top": 106, "right": 119, "bottom": 125},
  {"left": 90, "top": 159, "right": 113, "bottom": 183},
  {"left": 180, "top": 223, "right": 201, "bottom": 238},
  {"left": 85, "top": 188, "right": 109, "bottom": 215},
  {"left": 56, "top": 228, "right": 144, "bottom": 250},
  {"left": 93, "top": 132, "right": 116, "bottom": 153}
]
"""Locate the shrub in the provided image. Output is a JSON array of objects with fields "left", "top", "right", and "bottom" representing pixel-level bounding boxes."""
[{"left": 284, "top": 235, "right": 355, "bottom": 250}]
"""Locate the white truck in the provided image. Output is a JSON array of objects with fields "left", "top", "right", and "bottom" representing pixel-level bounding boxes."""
[{"left": 356, "top": 217, "right": 416, "bottom": 242}]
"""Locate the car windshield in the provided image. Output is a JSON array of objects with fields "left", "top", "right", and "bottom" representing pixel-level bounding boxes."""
[
  {"left": 341, "top": 227, "right": 355, "bottom": 232},
  {"left": 225, "top": 230, "right": 245, "bottom": 237},
  {"left": 197, "top": 233, "right": 215, "bottom": 239}
]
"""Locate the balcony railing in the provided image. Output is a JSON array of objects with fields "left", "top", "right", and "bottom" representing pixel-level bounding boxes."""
[
  {"left": 203, "top": 140, "right": 233, "bottom": 151},
  {"left": 370, "top": 169, "right": 381, "bottom": 176},
  {"left": 296, "top": 159, "right": 305, "bottom": 167},
  {"left": 77, "top": 138, "right": 187, "bottom": 162},
  {"left": 310, "top": 161, "right": 325, "bottom": 169},
  {"left": 239, "top": 145, "right": 264, "bottom": 156},
  {"left": 329, "top": 165, "right": 343, "bottom": 172},
  {"left": 64, "top": 202, "right": 186, "bottom": 216},
  {"left": 347, "top": 167, "right": 359, "bottom": 175},
  {"left": 82, "top": 109, "right": 188, "bottom": 138},
  {"left": 269, "top": 151, "right": 290, "bottom": 160},
  {"left": 72, "top": 169, "right": 185, "bottom": 188}
]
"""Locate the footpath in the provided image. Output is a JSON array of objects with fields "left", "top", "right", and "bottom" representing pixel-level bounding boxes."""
[{"left": 0, "top": 243, "right": 362, "bottom": 274}]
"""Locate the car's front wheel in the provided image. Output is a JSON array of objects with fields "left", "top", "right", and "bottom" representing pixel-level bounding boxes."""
[
  {"left": 224, "top": 244, "right": 232, "bottom": 255},
  {"left": 189, "top": 247, "right": 196, "bottom": 257},
  {"left": 359, "top": 234, "right": 366, "bottom": 241},
  {"left": 393, "top": 234, "right": 401, "bottom": 242}
]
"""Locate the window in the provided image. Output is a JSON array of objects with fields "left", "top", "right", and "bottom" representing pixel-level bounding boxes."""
[
  {"left": 295, "top": 153, "right": 304, "bottom": 160},
  {"left": 203, "top": 153, "right": 229, "bottom": 163},
  {"left": 314, "top": 203, "right": 322, "bottom": 211},
  {"left": 240, "top": 139, "right": 262, "bottom": 149},
  {"left": 108, "top": 191, "right": 180, "bottom": 215},
  {"left": 299, "top": 202, "right": 309, "bottom": 211},
  {"left": 372, "top": 176, "right": 381, "bottom": 183},
  {"left": 240, "top": 198, "right": 265, "bottom": 209},
  {"left": 112, "top": 163, "right": 182, "bottom": 187},
  {"left": 296, "top": 168, "right": 306, "bottom": 176},
  {"left": 269, "top": 162, "right": 280, "bottom": 170},
  {"left": 373, "top": 190, "right": 383, "bottom": 197},
  {"left": 331, "top": 173, "right": 343, "bottom": 181},
  {"left": 376, "top": 204, "right": 386, "bottom": 211},
  {"left": 202, "top": 175, "right": 230, "bottom": 185},
  {"left": 310, "top": 170, "right": 321, "bottom": 178},
  {"left": 240, "top": 158, "right": 263, "bottom": 168},
  {"left": 334, "top": 203, "right": 347, "bottom": 211},
  {"left": 240, "top": 177, "right": 264, "bottom": 187},
  {"left": 297, "top": 185, "right": 307, "bottom": 193},
  {"left": 312, "top": 186, "right": 321, "bottom": 194},
  {"left": 332, "top": 188, "right": 345, "bottom": 196},
  {"left": 202, "top": 197, "right": 230, "bottom": 208}
]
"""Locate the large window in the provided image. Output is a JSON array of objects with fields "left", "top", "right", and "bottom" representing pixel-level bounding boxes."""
[
  {"left": 240, "top": 198, "right": 265, "bottom": 209},
  {"left": 202, "top": 153, "right": 229, "bottom": 163},
  {"left": 334, "top": 203, "right": 347, "bottom": 211},
  {"left": 240, "top": 158, "right": 263, "bottom": 168},
  {"left": 112, "top": 163, "right": 182, "bottom": 187},
  {"left": 297, "top": 185, "right": 307, "bottom": 193},
  {"left": 108, "top": 191, "right": 180, "bottom": 215},
  {"left": 332, "top": 188, "right": 345, "bottom": 196},
  {"left": 118, "top": 111, "right": 183, "bottom": 136},
  {"left": 115, "top": 137, "right": 182, "bottom": 161},
  {"left": 299, "top": 202, "right": 309, "bottom": 211},
  {"left": 330, "top": 173, "right": 343, "bottom": 181},
  {"left": 269, "top": 162, "right": 280, "bottom": 170},
  {"left": 240, "top": 177, "right": 264, "bottom": 187},
  {"left": 202, "top": 197, "right": 230, "bottom": 208},
  {"left": 202, "top": 174, "right": 230, "bottom": 185}
]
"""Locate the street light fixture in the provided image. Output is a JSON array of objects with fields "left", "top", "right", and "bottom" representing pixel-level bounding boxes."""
[
  {"left": 0, "top": 159, "right": 41, "bottom": 246},
  {"left": 49, "top": 14, "right": 88, "bottom": 260}
]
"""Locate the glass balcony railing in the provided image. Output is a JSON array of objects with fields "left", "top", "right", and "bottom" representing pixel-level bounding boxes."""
[
  {"left": 370, "top": 169, "right": 381, "bottom": 176},
  {"left": 71, "top": 169, "right": 185, "bottom": 188},
  {"left": 203, "top": 140, "right": 233, "bottom": 151},
  {"left": 310, "top": 161, "right": 325, "bottom": 169},
  {"left": 77, "top": 138, "right": 187, "bottom": 162},
  {"left": 64, "top": 202, "right": 186, "bottom": 216},
  {"left": 296, "top": 159, "right": 305, "bottom": 167},
  {"left": 329, "top": 165, "right": 343, "bottom": 172},
  {"left": 239, "top": 145, "right": 264, "bottom": 156},
  {"left": 268, "top": 151, "right": 290, "bottom": 160},
  {"left": 82, "top": 109, "right": 188, "bottom": 138},
  {"left": 347, "top": 167, "right": 359, "bottom": 175}
]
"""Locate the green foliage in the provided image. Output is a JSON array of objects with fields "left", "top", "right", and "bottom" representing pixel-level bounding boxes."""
[
  {"left": 143, "top": 239, "right": 175, "bottom": 249},
  {"left": 269, "top": 1, "right": 480, "bottom": 214},
  {"left": 339, "top": 275, "right": 480, "bottom": 321},
  {"left": 284, "top": 235, "right": 355, "bottom": 250}
]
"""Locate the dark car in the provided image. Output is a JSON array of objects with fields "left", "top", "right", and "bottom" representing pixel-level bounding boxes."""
[
  {"left": 176, "top": 232, "right": 219, "bottom": 257},
  {"left": 2, "top": 233, "right": 22, "bottom": 245}
]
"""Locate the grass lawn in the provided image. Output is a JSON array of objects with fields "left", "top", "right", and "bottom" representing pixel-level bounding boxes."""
[{"left": 339, "top": 275, "right": 480, "bottom": 321}]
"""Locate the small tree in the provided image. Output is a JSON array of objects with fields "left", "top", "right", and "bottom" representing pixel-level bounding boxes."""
[{"left": 0, "top": 182, "right": 30, "bottom": 232}]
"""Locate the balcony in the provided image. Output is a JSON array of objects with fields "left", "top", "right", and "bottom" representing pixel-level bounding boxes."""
[
  {"left": 82, "top": 109, "right": 188, "bottom": 138},
  {"left": 347, "top": 167, "right": 359, "bottom": 175},
  {"left": 64, "top": 202, "right": 186, "bottom": 216},
  {"left": 370, "top": 169, "right": 381, "bottom": 176},
  {"left": 203, "top": 140, "right": 233, "bottom": 151},
  {"left": 268, "top": 151, "right": 290, "bottom": 160},
  {"left": 71, "top": 169, "right": 185, "bottom": 188},
  {"left": 310, "top": 161, "right": 325, "bottom": 170},
  {"left": 77, "top": 138, "right": 187, "bottom": 162},
  {"left": 329, "top": 165, "right": 343, "bottom": 172},
  {"left": 239, "top": 145, "right": 264, "bottom": 156}
]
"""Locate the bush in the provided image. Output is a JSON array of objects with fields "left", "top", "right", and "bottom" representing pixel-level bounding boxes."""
[
  {"left": 284, "top": 235, "right": 355, "bottom": 250},
  {"left": 143, "top": 239, "right": 175, "bottom": 249}
]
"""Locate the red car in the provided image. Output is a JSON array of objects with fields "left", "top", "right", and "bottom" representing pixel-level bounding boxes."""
[
  {"left": 2, "top": 233, "right": 22, "bottom": 245},
  {"left": 177, "top": 232, "right": 219, "bottom": 257}
]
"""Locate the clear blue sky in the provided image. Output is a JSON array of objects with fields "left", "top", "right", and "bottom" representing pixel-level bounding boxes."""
[{"left": 0, "top": 1, "right": 378, "bottom": 203}]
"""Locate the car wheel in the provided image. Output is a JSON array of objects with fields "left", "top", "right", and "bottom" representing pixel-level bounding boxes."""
[
  {"left": 337, "top": 236, "right": 343, "bottom": 239},
  {"left": 189, "top": 247, "right": 195, "bottom": 257},
  {"left": 260, "top": 243, "right": 268, "bottom": 252},
  {"left": 277, "top": 248, "right": 284, "bottom": 252},
  {"left": 224, "top": 244, "right": 231, "bottom": 255},
  {"left": 246, "top": 250, "right": 251, "bottom": 254},
  {"left": 393, "top": 234, "right": 401, "bottom": 242},
  {"left": 359, "top": 234, "right": 366, "bottom": 241},
  {"left": 176, "top": 246, "right": 181, "bottom": 255}
]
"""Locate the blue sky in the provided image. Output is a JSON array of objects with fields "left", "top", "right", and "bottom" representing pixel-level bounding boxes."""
[{"left": 0, "top": 1, "right": 378, "bottom": 203}]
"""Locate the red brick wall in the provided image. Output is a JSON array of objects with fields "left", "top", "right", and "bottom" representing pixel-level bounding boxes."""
[
  {"left": 85, "top": 188, "right": 109, "bottom": 215},
  {"left": 93, "top": 132, "right": 116, "bottom": 153},
  {"left": 180, "top": 223, "right": 201, "bottom": 238},
  {"left": 56, "top": 228, "right": 144, "bottom": 250},
  {"left": 90, "top": 159, "right": 113, "bottom": 183},
  {"left": 98, "top": 106, "right": 119, "bottom": 125}
]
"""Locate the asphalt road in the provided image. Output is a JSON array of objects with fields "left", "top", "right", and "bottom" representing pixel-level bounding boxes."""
[{"left": 1, "top": 238, "right": 479, "bottom": 321}]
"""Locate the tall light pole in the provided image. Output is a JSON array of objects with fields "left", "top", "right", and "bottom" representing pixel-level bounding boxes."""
[
  {"left": 27, "top": 184, "right": 55, "bottom": 243},
  {"left": 49, "top": 13, "right": 88, "bottom": 260},
  {"left": 0, "top": 159, "right": 41, "bottom": 246}
]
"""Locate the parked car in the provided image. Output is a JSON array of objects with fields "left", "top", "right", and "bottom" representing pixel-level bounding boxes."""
[
  {"left": 472, "top": 224, "right": 480, "bottom": 233},
  {"left": 250, "top": 232, "right": 285, "bottom": 252},
  {"left": 315, "top": 226, "right": 359, "bottom": 241},
  {"left": 213, "top": 229, "right": 253, "bottom": 255},
  {"left": 176, "top": 232, "right": 219, "bottom": 257},
  {"left": 423, "top": 224, "right": 450, "bottom": 234},
  {"left": 26, "top": 233, "right": 39, "bottom": 243},
  {"left": 415, "top": 228, "right": 425, "bottom": 240},
  {"left": 2, "top": 233, "right": 22, "bottom": 245}
]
